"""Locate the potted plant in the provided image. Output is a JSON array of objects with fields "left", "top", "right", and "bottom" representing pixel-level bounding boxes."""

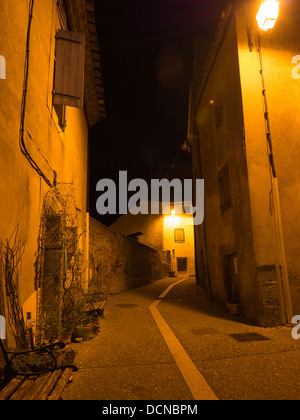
[
  {"left": 74, "top": 319, "right": 92, "bottom": 341},
  {"left": 74, "top": 311, "right": 93, "bottom": 341},
  {"left": 74, "top": 325, "right": 92, "bottom": 341},
  {"left": 61, "top": 288, "right": 87, "bottom": 342}
]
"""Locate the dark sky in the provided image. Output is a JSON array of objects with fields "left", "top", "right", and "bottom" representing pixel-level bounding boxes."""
[{"left": 89, "top": 0, "right": 229, "bottom": 225}]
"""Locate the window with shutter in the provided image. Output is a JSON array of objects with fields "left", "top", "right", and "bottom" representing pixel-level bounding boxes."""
[
  {"left": 53, "top": 2, "right": 68, "bottom": 132},
  {"left": 218, "top": 164, "right": 233, "bottom": 214},
  {"left": 174, "top": 228, "right": 185, "bottom": 243},
  {"left": 53, "top": 30, "right": 85, "bottom": 109}
]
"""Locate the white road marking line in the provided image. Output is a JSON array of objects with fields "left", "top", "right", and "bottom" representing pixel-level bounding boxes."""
[{"left": 149, "top": 277, "right": 218, "bottom": 401}]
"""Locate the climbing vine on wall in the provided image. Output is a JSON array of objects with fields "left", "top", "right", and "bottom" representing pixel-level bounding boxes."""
[
  {"left": 36, "top": 183, "right": 85, "bottom": 339},
  {"left": 0, "top": 225, "right": 28, "bottom": 349}
]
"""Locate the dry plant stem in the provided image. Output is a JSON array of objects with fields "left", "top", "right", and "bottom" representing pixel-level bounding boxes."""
[{"left": 0, "top": 225, "right": 27, "bottom": 349}]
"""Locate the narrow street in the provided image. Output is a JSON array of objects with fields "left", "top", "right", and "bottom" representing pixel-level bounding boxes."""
[
  {"left": 1, "top": 0, "right": 300, "bottom": 405},
  {"left": 62, "top": 277, "right": 300, "bottom": 401}
]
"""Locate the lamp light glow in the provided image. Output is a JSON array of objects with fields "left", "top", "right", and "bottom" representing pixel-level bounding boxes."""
[
  {"left": 171, "top": 209, "right": 176, "bottom": 217},
  {"left": 256, "top": 0, "right": 279, "bottom": 31}
]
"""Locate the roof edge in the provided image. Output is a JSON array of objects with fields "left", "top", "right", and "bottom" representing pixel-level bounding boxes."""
[
  {"left": 64, "top": 0, "right": 106, "bottom": 127},
  {"left": 193, "top": 3, "right": 235, "bottom": 109}
]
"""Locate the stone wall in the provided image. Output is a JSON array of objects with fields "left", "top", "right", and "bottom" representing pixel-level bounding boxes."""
[
  {"left": 253, "top": 266, "right": 281, "bottom": 327},
  {"left": 110, "top": 211, "right": 196, "bottom": 277},
  {"left": 89, "top": 218, "right": 170, "bottom": 297}
]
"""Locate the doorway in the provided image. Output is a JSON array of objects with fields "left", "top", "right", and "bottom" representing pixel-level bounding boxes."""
[
  {"left": 223, "top": 253, "right": 240, "bottom": 303},
  {"left": 177, "top": 257, "right": 188, "bottom": 273}
]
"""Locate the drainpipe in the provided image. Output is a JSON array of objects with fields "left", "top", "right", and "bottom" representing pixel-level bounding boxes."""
[
  {"left": 19, "top": 0, "right": 54, "bottom": 188},
  {"left": 256, "top": 34, "right": 293, "bottom": 324},
  {"left": 85, "top": 212, "right": 90, "bottom": 293}
]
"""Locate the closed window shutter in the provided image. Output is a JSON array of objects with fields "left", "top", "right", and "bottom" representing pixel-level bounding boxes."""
[
  {"left": 174, "top": 228, "right": 185, "bottom": 243},
  {"left": 53, "top": 30, "right": 85, "bottom": 108}
]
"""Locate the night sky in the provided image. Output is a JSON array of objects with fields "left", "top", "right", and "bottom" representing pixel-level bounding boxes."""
[{"left": 89, "top": 0, "right": 230, "bottom": 225}]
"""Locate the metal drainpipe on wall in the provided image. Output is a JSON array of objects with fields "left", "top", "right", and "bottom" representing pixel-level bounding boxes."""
[{"left": 255, "top": 33, "right": 293, "bottom": 324}]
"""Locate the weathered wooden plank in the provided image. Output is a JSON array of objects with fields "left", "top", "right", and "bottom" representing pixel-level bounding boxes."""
[
  {"left": 10, "top": 378, "right": 35, "bottom": 400},
  {"left": 0, "top": 377, "right": 23, "bottom": 400},
  {"left": 88, "top": 23, "right": 97, "bottom": 34},
  {"left": 94, "top": 70, "right": 102, "bottom": 80},
  {"left": 48, "top": 368, "right": 73, "bottom": 400},
  {"left": 87, "top": 12, "right": 96, "bottom": 24},
  {"left": 96, "top": 85, "right": 104, "bottom": 94},
  {"left": 93, "top": 59, "right": 101, "bottom": 69},
  {"left": 86, "top": 1, "right": 95, "bottom": 13},
  {"left": 35, "top": 370, "right": 62, "bottom": 400},
  {"left": 92, "top": 51, "right": 101, "bottom": 62},
  {"left": 22, "top": 372, "right": 52, "bottom": 400},
  {"left": 90, "top": 44, "right": 101, "bottom": 54},
  {"left": 95, "top": 79, "right": 103, "bottom": 87},
  {"left": 89, "top": 33, "right": 98, "bottom": 44}
]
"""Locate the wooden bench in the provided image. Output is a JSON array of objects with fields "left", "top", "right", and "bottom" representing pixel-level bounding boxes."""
[{"left": 0, "top": 339, "right": 77, "bottom": 400}]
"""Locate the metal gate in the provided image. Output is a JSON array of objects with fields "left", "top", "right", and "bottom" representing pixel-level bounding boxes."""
[{"left": 36, "top": 184, "right": 82, "bottom": 329}]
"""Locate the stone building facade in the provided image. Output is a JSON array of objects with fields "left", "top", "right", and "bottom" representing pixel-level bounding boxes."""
[{"left": 189, "top": 1, "right": 300, "bottom": 326}]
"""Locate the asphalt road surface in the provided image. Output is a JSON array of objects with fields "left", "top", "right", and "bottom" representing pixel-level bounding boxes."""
[{"left": 62, "top": 276, "right": 300, "bottom": 401}]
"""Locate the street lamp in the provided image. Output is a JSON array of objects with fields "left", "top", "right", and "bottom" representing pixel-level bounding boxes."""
[{"left": 256, "top": 0, "right": 279, "bottom": 31}]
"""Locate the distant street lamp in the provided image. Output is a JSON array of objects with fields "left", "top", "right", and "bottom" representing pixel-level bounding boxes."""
[{"left": 256, "top": 0, "right": 280, "bottom": 31}]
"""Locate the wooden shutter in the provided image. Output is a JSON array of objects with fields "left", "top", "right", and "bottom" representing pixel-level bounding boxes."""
[
  {"left": 53, "top": 30, "right": 85, "bottom": 108},
  {"left": 174, "top": 228, "right": 185, "bottom": 243}
]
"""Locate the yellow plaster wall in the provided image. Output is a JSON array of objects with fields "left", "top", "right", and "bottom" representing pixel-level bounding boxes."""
[
  {"left": 0, "top": 0, "right": 89, "bottom": 326},
  {"left": 236, "top": 1, "right": 300, "bottom": 313}
]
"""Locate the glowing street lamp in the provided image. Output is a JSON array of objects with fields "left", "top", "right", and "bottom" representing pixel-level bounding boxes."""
[
  {"left": 256, "top": 0, "right": 279, "bottom": 31},
  {"left": 171, "top": 209, "right": 176, "bottom": 217}
]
